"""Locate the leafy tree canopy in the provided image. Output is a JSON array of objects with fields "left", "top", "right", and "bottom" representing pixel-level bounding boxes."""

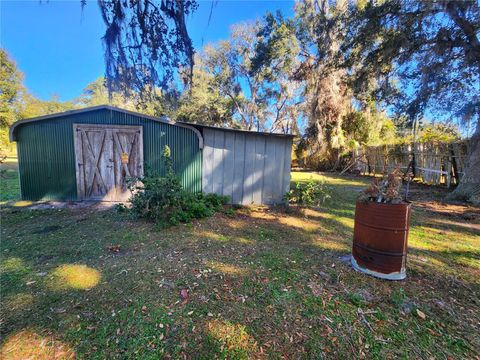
[
  {"left": 176, "top": 55, "right": 235, "bottom": 126},
  {"left": 74, "top": 77, "right": 163, "bottom": 116},
  {"left": 336, "top": 0, "right": 479, "bottom": 202},
  {"left": 339, "top": 0, "right": 479, "bottom": 126},
  {"left": 184, "top": 21, "right": 303, "bottom": 132},
  {"left": 0, "top": 49, "right": 25, "bottom": 127}
]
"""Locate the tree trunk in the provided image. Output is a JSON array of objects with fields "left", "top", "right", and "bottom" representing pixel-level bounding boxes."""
[{"left": 449, "top": 120, "right": 480, "bottom": 205}]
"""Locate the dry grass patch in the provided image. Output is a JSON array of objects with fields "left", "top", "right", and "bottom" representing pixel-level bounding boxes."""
[
  {"left": 277, "top": 216, "right": 320, "bottom": 232},
  {"left": 0, "top": 329, "right": 75, "bottom": 360},
  {"left": 206, "top": 320, "right": 258, "bottom": 355},
  {"left": 207, "top": 261, "right": 250, "bottom": 276}
]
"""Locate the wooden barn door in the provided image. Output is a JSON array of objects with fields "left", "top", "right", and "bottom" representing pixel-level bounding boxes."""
[{"left": 74, "top": 124, "right": 143, "bottom": 201}]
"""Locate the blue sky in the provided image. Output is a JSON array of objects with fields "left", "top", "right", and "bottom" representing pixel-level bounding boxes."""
[{"left": 1, "top": 0, "right": 295, "bottom": 101}]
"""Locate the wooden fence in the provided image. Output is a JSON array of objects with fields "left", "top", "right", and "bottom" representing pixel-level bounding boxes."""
[{"left": 353, "top": 141, "right": 469, "bottom": 187}]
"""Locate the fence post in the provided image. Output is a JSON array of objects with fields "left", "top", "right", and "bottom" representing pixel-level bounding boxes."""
[
  {"left": 411, "top": 143, "right": 416, "bottom": 178},
  {"left": 450, "top": 143, "right": 459, "bottom": 186}
]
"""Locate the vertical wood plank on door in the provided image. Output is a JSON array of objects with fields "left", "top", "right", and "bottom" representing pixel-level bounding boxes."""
[
  {"left": 89, "top": 129, "right": 108, "bottom": 199},
  {"left": 102, "top": 129, "right": 114, "bottom": 201},
  {"left": 82, "top": 129, "right": 98, "bottom": 198},
  {"left": 73, "top": 124, "right": 85, "bottom": 199}
]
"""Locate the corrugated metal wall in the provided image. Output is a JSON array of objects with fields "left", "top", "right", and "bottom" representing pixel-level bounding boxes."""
[
  {"left": 15, "top": 108, "right": 202, "bottom": 201},
  {"left": 202, "top": 128, "right": 293, "bottom": 205}
]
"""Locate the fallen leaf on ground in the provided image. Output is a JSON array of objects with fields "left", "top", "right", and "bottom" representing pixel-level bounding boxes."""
[
  {"left": 106, "top": 245, "right": 121, "bottom": 253},
  {"left": 416, "top": 309, "right": 426, "bottom": 320},
  {"left": 180, "top": 289, "right": 189, "bottom": 304}
]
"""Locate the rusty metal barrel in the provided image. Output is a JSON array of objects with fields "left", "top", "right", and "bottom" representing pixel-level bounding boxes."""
[{"left": 351, "top": 201, "right": 412, "bottom": 280}]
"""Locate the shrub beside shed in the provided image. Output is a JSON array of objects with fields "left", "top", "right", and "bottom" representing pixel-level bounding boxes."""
[{"left": 10, "top": 106, "right": 293, "bottom": 204}]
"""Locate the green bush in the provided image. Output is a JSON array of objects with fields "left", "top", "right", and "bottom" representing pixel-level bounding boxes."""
[
  {"left": 202, "top": 192, "right": 230, "bottom": 211},
  {"left": 285, "top": 179, "right": 331, "bottom": 207},
  {"left": 129, "top": 146, "right": 229, "bottom": 228}
]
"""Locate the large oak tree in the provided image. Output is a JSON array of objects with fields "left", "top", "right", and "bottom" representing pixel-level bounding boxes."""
[{"left": 338, "top": 0, "right": 479, "bottom": 203}]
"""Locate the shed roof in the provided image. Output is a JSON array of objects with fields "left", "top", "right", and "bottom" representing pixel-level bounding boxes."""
[
  {"left": 178, "top": 122, "right": 295, "bottom": 139},
  {"left": 9, "top": 105, "right": 204, "bottom": 148},
  {"left": 9, "top": 105, "right": 294, "bottom": 144}
]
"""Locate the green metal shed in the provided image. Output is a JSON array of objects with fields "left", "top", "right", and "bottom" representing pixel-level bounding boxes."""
[
  {"left": 9, "top": 106, "right": 203, "bottom": 201},
  {"left": 10, "top": 105, "right": 293, "bottom": 204}
]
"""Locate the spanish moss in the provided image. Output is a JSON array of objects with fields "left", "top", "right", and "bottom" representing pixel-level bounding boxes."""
[{"left": 97, "top": 0, "right": 197, "bottom": 104}]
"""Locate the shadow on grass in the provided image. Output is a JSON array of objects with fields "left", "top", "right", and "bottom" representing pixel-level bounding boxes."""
[{"left": 1, "top": 177, "right": 479, "bottom": 358}]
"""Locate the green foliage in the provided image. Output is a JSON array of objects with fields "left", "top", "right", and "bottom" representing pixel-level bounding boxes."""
[
  {"left": 0, "top": 50, "right": 24, "bottom": 128},
  {"left": 176, "top": 59, "right": 235, "bottom": 126},
  {"left": 74, "top": 77, "right": 167, "bottom": 116},
  {"left": 0, "top": 160, "right": 20, "bottom": 201},
  {"left": 0, "top": 49, "right": 77, "bottom": 159},
  {"left": 342, "top": 105, "right": 397, "bottom": 149},
  {"left": 181, "top": 20, "right": 302, "bottom": 133},
  {"left": 162, "top": 145, "right": 173, "bottom": 172},
  {"left": 251, "top": 12, "right": 299, "bottom": 78},
  {"left": 0, "top": 128, "right": 15, "bottom": 155},
  {"left": 418, "top": 123, "right": 461, "bottom": 144},
  {"left": 19, "top": 94, "right": 76, "bottom": 119},
  {"left": 250, "top": 12, "right": 303, "bottom": 134},
  {"left": 113, "top": 203, "right": 128, "bottom": 213},
  {"left": 340, "top": 1, "right": 479, "bottom": 127},
  {"left": 380, "top": 119, "right": 397, "bottom": 144},
  {"left": 75, "top": 77, "right": 144, "bottom": 110},
  {"left": 223, "top": 207, "right": 237, "bottom": 217},
  {"left": 129, "top": 146, "right": 229, "bottom": 228},
  {"left": 394, "top": 121, "right": 462, "bottom": 145},
  {"left": 285, "top": 179, "right": 331, "bottom": 207},
  {"left": 194, "top": 23, "right": 270, "bottom": 131}
]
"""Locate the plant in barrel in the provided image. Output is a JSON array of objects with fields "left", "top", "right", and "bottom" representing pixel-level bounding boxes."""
[{"left": 352, "top": 167, "right": 411, "bottom": 280}]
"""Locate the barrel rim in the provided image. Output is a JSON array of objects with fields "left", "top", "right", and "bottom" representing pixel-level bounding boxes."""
[{"left": 356, "top": 200, "right": 412, "bottom": 208}]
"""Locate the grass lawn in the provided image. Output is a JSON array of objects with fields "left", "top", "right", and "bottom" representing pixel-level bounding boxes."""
[
  {"left": 1, "top": 164, "right": 479, "bottom": 359},
  {"left": 0, "top": 158, "right": 20, "bottom": 202}
]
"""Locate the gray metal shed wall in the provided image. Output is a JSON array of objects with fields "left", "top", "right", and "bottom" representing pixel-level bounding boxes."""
[{"left": 202, "top": 128, "right": 292, "bottom": 205}]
